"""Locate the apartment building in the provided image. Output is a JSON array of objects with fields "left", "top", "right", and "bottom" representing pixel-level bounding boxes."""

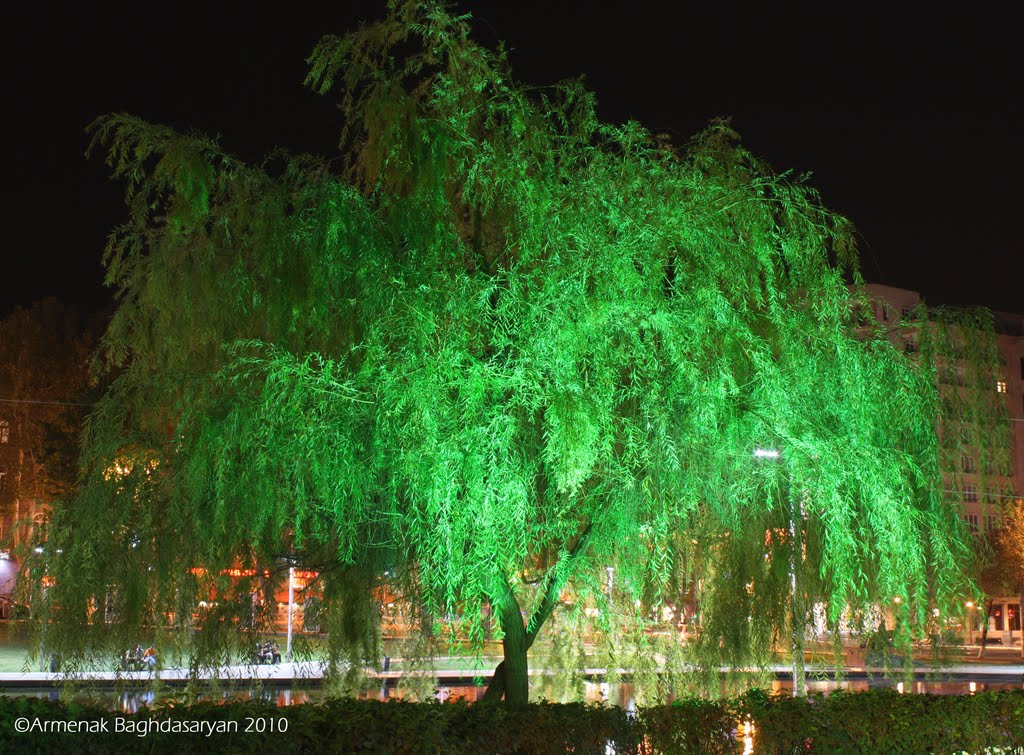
[{"left": 864, "top": 283, "right": 1024, "bottom": 643}]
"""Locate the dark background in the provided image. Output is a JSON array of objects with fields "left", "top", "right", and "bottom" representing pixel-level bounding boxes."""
[{"left": 5, "top": 2, "right": 1020, "bottom": 317}]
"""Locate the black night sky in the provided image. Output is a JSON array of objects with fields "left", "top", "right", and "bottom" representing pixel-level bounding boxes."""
[{"left": 6, "top": 2, "right": 1021, "bottom": 318}]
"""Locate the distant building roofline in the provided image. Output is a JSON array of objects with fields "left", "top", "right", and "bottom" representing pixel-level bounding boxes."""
[{"left": 858, "top": 282, "right": 1022, "bottom": 334}]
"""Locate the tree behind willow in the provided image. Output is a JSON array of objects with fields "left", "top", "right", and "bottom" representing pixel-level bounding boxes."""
[
  {"left": 1, "top": 300, "right": 93, "bottom": 552},
  {"left": 29, "top": 2, "right": 991, "bottom": 703},
  {"left": 1001, "top": 499, "right": 1024, "bottom": 659},
  {"left": 979, "top": 497, "right": 1024, "bottom": 659}
]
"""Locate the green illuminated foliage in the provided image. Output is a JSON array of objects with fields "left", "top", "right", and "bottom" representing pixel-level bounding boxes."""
[{"left": 28, "top": 1, "right": 1007, "bottom": 703}]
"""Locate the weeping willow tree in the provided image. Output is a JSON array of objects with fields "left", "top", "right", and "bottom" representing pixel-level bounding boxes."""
[{"left": 25, "top": 1, "right": 1004, "bottom": 704}]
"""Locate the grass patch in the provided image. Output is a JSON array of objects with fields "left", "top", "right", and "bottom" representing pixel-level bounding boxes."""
[{"left": 0, "top": 634, "right": 31, "bottom": 672}]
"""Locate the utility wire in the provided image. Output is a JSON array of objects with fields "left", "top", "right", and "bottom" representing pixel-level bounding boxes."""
[
  {"left": 940, "top": 489, "right": 1023, "bottom": 502},
  {"left": 0, "top": 398, "right": 99, "bottom": 408}
]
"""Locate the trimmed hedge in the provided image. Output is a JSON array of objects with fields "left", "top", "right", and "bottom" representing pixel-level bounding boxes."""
[
  {"left": 739, "top": 688, "right": 1024, "bottom": 753},
  {"left": 1, "top": 689, "right": 1021, "bottom": 753}
]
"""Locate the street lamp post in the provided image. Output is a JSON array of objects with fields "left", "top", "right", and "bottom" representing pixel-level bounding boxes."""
[
  {"left": 278, "top": 554, "right": 300, "bottom": 663},
  {"left": 33, "top": 546, "right": 50, "bottom": 673},
  {"left": 787, "top": 488, "right": 805, "bottom": 697},
  {"left": 756, "top": 448, "right": 804, "bottom": 697},
  {"left": 286, "top": 566, "right": 295, "bottom": 662}
]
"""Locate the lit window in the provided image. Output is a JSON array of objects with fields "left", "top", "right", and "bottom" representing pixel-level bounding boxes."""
[
  {"left": 964, "top": 485, "right": 978, "bottom": 503},
  {"left": 996, "top": 380, "right": 1007, "bottom": 394},
  {"left": 0, "top": 420, "right": 8, "bottom": 444},
  {"left": 964, "top": 513, "right": 979, "bottom": 531}
]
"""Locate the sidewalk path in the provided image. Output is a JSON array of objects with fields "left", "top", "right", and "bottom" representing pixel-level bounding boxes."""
[{"left": 0, "top": 661, "right": 327, "bottom": 687}]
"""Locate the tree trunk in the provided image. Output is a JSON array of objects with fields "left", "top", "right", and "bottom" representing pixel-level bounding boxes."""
[
  {"left": 481, "top": 659, "right": 507, "bottom": 703},
  {"left": 499, "top": 598, "right": 529, "bottom": 705},
  {"left": 976, "top": 599, "right": 993, "bottom": 659},
  {"left": 481, "top": 524, "right": 595, "bottom": 705},
  {"left": 481, "top": 591, "right": 529, "bottom": 705}
]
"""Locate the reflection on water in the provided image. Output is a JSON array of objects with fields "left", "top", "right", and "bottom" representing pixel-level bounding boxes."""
[
  {"left": 4, "top": 675, "right": 1021, "bottom": 712},
  {"left": 7, "top": 685, "right": 326, "bottom": 713}
]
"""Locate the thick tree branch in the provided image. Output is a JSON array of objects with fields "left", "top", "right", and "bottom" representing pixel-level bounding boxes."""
[{"left": 525, "top": 523, "right": 595, "bottom": 646}]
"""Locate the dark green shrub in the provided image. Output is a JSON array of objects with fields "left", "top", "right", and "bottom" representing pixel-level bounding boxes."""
[
  {"left": 738, "top": 688, "right": 1024, "bottom": 753},
  {"left": 1, "top": 690, "right": 1021, "bottom": 753},
  {"left": 641, "top": 698, "right": 741, "bottom": 754}
]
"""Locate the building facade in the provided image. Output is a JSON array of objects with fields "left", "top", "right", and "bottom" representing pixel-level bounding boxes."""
[{"left": 864, "top": 284, "right": 1024, "bottom": 644}]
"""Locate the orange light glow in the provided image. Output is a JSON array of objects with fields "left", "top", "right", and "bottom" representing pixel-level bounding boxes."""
[{"left": 224, "top": 568, "right": 257, "bottom": 577}]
